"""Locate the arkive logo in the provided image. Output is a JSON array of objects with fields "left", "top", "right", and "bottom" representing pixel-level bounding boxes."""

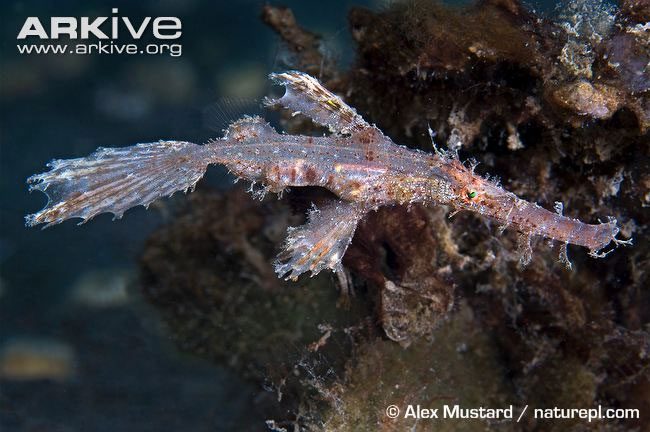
[
  {"left": 17, "top": 8, "right": 181, "bottom": 40},
  {"left": 16, "top": 8, "right": 183, "bottom": 57}
]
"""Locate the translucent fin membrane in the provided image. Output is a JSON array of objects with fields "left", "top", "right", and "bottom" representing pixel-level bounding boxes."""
[
  {"left": 265, "top": 71, "right": 370, "bottom": 135},
  {"left": 275, "top": 200, "right": 367, "bottom": 280},
  {"left": 26, "top": 141, "right": 209, "bottom": 227},
  {"left": 202, "top": 97, "right": 262, "bottom": 135}
]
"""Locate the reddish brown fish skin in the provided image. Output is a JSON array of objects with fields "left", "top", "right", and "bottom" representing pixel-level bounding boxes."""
[
  {"left": 214, "top": 116, "right": 619, "bottom": 255},
  {"left": 214, "top": 71, "right": 622, "bottom": 258},
  {"left": 435, "top": 161, "right": 619, "bottom": 252},
  {"left": 26, "top": 112, "right": 619, "bottom": 258},
  {"left": 496, "top": 198, "right": 617, "bottom": 251}
]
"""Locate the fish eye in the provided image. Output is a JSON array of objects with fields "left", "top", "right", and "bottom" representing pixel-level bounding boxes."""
[{"left": 467, "top": 190, "right": 477, "bottom": 199}]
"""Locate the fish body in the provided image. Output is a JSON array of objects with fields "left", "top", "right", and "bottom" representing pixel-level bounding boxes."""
[{"left": 26, "top": 71, "right": 625, "bottom": 279}]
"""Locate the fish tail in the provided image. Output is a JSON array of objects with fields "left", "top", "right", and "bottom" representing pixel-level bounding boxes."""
[{"left": 26, "top": 141, "right": 209, "bottom": 227}]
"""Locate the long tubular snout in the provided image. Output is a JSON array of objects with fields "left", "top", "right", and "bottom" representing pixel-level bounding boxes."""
[{"left": 493, "top": 196, "right": 619, "bottom": 252}]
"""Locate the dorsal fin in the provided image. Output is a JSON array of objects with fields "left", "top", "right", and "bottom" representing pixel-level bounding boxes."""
[
  {"left": 202, "top": 97, "right": 262, "bottom": 135},
  {"left": 264, "top": 71, "right": 370, "bottom": 135},
  {"left": 223, "top": 116, "right": 277, "bottom": 142}
]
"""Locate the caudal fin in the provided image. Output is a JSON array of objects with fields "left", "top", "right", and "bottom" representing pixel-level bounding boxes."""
[{"left": 26, "top": 141, "right": 209, "bottom": 227}]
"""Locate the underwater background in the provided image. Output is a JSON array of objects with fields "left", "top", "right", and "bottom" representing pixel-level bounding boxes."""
[
  {"left": 1, "top": 1, "right": 373, "bottom": 429},
  {"left": 1, "top": 0, "right": 648, "bottom": 431}
]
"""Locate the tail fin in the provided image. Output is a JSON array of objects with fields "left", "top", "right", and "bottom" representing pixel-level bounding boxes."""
[{"left": 26, "top": 141, "right": 209, "bottom": 227}]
